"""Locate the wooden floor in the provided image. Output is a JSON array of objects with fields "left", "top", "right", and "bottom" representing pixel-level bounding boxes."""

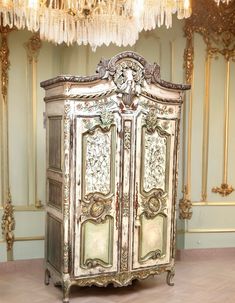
[{"left": 1, "top": 253, "right": 235, "bottom": 303}]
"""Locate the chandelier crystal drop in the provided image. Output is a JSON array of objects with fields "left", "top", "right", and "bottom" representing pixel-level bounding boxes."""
[
  {"left": 0, "top": 1, "right": 192, "bottom": 49},
  {"left": 215, "top": 0, "right": 232, "bottom": 4}
]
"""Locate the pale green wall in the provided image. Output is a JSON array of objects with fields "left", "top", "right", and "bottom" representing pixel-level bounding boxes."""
[{"left": 1, "top": 15, "right": 235, "bottom": 261}]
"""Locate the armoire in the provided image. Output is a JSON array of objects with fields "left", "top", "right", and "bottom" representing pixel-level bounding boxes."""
[{"left": 41, "top": 51, "right": 190, "bottom": 303}]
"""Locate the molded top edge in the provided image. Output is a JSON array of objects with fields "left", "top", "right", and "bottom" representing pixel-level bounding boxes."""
[{"left": 40, "top": 51, "right": 190, "bottom": 91}]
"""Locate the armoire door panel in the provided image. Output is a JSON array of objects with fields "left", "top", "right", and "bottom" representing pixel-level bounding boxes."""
[
  {"left": 139, "top": 213, "right": 167, "bottom": 263},
  {"left": 74, "top": 112, "right": 121, "bottom": 277},
  {"left": 80, "top": 216, "right": 114, "bottom": 269},
  {"left": 133, "top": 109, "right": 176, "bottom": 269}
]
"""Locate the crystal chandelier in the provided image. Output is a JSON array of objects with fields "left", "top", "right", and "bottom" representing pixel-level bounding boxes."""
[
  {"left": 0, "top": 0, "right": 192, "bottom": 49},
  {"left": 215, "top": 0, "right": 231, "bottom": 4}
]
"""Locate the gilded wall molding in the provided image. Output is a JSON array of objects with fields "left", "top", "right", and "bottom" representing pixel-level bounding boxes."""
[
  {"left": 183, "top": 0, "right": 235, "bottom": 214},
  {"left": 1, "top": 190, "right": 15, "bottom": 251},
  {"left": 0, "top": 26, "right": 11, "bottom": 101},
  {"left": 24, "top": 34, "right": 43, "bottom": 208},
  {"left": 0, "top": 26, "right": 11, "bottom": 208}
]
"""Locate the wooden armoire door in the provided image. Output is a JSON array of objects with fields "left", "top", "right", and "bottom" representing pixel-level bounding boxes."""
[
  {"left": 73, "top": 106, "right": 122, "bottom": 277},
  {"left": 132, "top": 105, "right": 178, "bottom": 270}
]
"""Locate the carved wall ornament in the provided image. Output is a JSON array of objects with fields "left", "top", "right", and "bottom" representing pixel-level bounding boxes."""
[
  {"left": 141, "top": 190, "right": 167, "bottom": 219},
  {"left": 82, "top": 193, "right": 112, "bottom": 222},
  {"left": 179, "top": 198, "right": 193, "bottom": 220},
  {"left": 24, "top": 33, "right": 42, "bottom": 63},
  {"left": 184, "top": 0, "right": 235, "bottom": 61},
  {"left": 0, "top": 26, "right": 12, "bottom": 100},
  {"left": 1, "top": 190, "right": 15, "bottom": 251},
  {"left": 212, "top": 183, "right": 234, "bottom": 197}
]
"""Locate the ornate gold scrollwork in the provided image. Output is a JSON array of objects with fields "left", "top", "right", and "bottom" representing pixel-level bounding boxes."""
[
  {"left": 24, "top": 33, "right": 42, "bottom": 63},
  {"left": 212, "top": 183, "right": 234, "bottom": 197},
  {"left": 0, "top": 26, "right": 12, "bottom": 101},
  {"left": 82, "top": 193, "right": 112, "bottom": 222},
  {"left": 141, "top": 190, "right": 167, "bottom": 219},
  {"left": 185, "top": 0, "right": 235, "bottom": 61},
  {"left": 1, "top": 191, "right": 15, "bottom": 251},
  {"left": 179, "top": 186, "right": 192, "bottom": 220}
]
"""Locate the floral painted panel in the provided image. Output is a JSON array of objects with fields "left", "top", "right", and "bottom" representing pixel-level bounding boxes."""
[
  {"left": 85, "top": 128, "right": 111, "bottom": 195},
  {"left": 143, "top": 131, "right": 166, "bottom": 192}
]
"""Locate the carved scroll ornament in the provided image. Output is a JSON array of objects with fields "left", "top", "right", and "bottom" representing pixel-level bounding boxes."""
[{"left": 1, "top": 191, "right": 15, "bottom": 251}]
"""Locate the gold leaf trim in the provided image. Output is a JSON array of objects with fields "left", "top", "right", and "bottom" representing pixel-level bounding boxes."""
[{"left": 1, "top": 190, "right": 15, "bottom": 251}]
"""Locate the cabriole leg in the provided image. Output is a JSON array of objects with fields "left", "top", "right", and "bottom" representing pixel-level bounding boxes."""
[
  {"left": 62, "top": 279, "right": 71, "bottom": 303},
  {"left": 166, "top": 267, "right": 175, "bottom": 286},
  {"left": 44, "top": 269, "right": 51, "bottom": 285}
]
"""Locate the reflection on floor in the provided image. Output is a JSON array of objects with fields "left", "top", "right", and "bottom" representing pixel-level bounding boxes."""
[{"left": 0, "top": 251, "right": 235, "bottom": 303}]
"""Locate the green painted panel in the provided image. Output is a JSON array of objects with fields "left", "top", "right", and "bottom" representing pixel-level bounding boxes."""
[{"left": 81, "top": 216, "right": 113, "bottom": 268}]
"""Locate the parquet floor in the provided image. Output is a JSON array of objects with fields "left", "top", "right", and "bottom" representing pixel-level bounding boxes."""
[{"left": 0, "top": 254, "right": 235, "bottom": 303}]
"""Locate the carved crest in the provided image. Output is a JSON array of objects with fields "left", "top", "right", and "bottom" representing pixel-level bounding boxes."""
[
  {"left": 82, "top": 193, "right": 112, "bottom": 222},
  {"left": 141, "top": 190, "right": 167, "bottom": 219}
]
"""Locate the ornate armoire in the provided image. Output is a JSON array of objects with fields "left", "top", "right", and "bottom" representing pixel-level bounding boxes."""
[{"left": 41, "top": 52, "right": 190, "bottom": 303}]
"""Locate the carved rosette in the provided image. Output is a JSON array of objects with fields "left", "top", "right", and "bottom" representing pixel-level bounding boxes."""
[
  {"left": 1, "top": 191, "right": 15, "bottom": 251},
  {"left": 141, "top": 190, "right": 167, "bottom": 219},
  {"left": 81, "top": 193, "right": 112, "bottom": 222}
]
